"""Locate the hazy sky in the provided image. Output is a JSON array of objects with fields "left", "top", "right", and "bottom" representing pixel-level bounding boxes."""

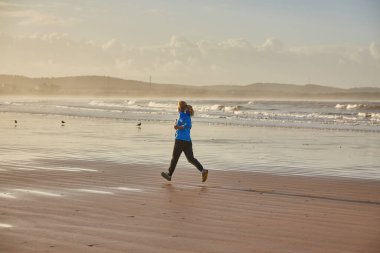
[{"left": 1, "top": 0, "right": 380, "bottom": 87}]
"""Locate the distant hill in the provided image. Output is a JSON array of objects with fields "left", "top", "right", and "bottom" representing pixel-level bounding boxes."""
[{"left": 0, "top": 75, "right": 379, "bottom": 99}]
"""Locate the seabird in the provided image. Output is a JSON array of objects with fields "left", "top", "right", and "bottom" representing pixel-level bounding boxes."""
[
  {"left": 61, "top": 120, "right": 66, "bottom": 124},
  {"left": 136, "top": 122, "right": 141, "bottom": 127},
  {"left": 14, "top": 120, "right": 17, "bottom": 124}
]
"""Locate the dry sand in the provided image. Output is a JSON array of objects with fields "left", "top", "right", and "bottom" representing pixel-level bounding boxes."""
[{"left": 1, "top": 159, "right": 380, "bottom": 253}]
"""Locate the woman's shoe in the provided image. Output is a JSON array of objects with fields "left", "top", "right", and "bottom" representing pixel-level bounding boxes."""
[
  {"left": 202, "top": 169, "right": 208, "bottom": 182},
  {"left": 161, "top": 172, "right": 172, "bottom": 181}
]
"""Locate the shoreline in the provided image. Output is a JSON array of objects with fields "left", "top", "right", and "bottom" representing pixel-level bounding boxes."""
[
  {"left": 1, "top": 110, "right": 380, "bottom": 134},
  {"left": 1, "top": 111, "right": 380, "bottom": 181}
]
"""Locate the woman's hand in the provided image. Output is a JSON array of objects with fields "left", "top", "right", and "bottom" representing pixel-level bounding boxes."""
[{"left": 174, "top": 125, "right": 184, "bottom": 130}]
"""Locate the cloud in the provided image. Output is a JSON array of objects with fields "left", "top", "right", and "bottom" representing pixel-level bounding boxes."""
[
  {"left": 369, "top": 42, "right": 380, "bottom": 60},
  {"left": 0, "top": 1, "right": 41, "bottom": 8},
  {"left": 260, "top": 38, "right": 283, "bottom": 52},
  {"left": 0, "top": 9, "right": 80, "bottom": 26},
  {"left": 102, "top": 39, "right": 124, "bottom": 50},
  {"left": 29, "top": 32, "right": 69, "bottom": 41},
  {"left": 0, "top": 34, "right": 379, "bottom": 86},
  {"left": 218, "top": 38, "right": 252, "bottom": 49}
]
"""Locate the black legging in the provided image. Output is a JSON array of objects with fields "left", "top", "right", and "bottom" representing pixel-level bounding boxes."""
[{"left": 168, "top": 139, "right": 204, "bottom": 176}]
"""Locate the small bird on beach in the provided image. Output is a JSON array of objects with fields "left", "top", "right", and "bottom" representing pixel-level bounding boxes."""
[
  {"left": 61, "top": 120, "right": 66, "bottom": 126},
  {"left": 14, "top": 120, "right": 17, "bottom": 124},
  {"left": 136, "top": 122, "right": 141, "bottom": 127}
]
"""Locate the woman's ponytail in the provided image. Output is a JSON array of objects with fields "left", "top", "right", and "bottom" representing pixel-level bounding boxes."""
[{"left": 187, "top": 105, "right": 194, "bottom": 116}]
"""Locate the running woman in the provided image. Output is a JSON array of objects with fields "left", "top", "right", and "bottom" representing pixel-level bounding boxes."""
[{"left": 161, "top": 101, "right": 208, "bottom": 182}]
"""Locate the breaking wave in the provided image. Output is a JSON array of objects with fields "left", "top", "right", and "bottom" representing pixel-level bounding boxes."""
[{"left": 1, "top": 98, "right": 379, "bottom": 132}]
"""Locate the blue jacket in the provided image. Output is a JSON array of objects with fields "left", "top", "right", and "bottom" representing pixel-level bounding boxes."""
[{"left": 175, "top": 112, "right": 192, "bottom": 141}]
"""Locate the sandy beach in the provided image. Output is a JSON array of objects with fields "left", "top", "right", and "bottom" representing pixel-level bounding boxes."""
[
  {"left": 1, "top": 110, "right": 380, "bottom": 252},
  {"left": 1, "top": 159, "right": 380, "bottom": 253},
  {"left": 2, "top": 0, "right": 380, "bottom": 251}
]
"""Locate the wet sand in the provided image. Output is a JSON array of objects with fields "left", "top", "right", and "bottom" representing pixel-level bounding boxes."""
[{"left": 1, "top": 159, "right": 380, "bottom": 253}]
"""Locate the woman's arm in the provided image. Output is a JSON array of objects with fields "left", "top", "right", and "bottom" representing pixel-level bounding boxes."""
[
  {"left": 174, "top": 116, "right": 185, "bottom": 130},
  {"left": 174, "top": 113, "right": 189, "bottom": 130}
]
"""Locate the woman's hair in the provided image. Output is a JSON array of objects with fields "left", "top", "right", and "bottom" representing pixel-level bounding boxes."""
[
  {"left": 178, "top": 101, "right": 194, "bottom": 116},
  {"left": 178, "top": 101, "right": 187, "bottom": 112},
  {"left": 186, "top": 105, "right": 194, "bottom": 116}
]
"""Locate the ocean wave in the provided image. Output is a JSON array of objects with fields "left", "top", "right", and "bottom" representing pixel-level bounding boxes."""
[
  {"left": 348, "top": 104, "right": 364, "bottom": 110},
  {"left": 148, "top": 101, "right": 173, "bottom": 108},
  {"left": 335, "top": 103, "right": 380, "bottom": 110},
  {"left": 56, "top": 105, "right": 121, "bottom": 113},
  {"left": 210, "top": 104, "right": 224, "bottom": 111},
  {"left": 233, "top": 110, "right": 245, "bottom": 115},
  {"left": 365, "top": 105, "right": 380, "bottom": 110},
  {"left": 88, "top": 100, "right": 136, "bottom": 108},
  {"left": 370, "top": 113, "right": 380, "bottom": 122},
  {"left": 243, "top": 111, "right": 363, "bottom": 123},
  {"left": 198, "top": 114, "right": 222, "bottom": 119},
  {"left": 357, "top": 112, "right": 371, "bottom": 118},
  {"left": 89, "top": 100, "right": 121, "bottom": 107},
  {"left": 4, "top": 102, "right": 24, "bottom": 106},
  {"left": 0, "top": 101, "right": 12, "bottom": 105},
  {"left": 225, "top": 105, "right": 244, "bottom": 112},
  {"left": 336, "top": 104, "right": 365, "bottom": 110},
  {"left": 1, "top": 99, "right": 379, "bottom": 131},
  {"left": 197, "top": 104, "right": 244, "bottom": 112}
]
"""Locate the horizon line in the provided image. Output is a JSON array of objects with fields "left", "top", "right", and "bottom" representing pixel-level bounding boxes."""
[{"left": 0, "top": 73, "right": 379, "bottom": 90}]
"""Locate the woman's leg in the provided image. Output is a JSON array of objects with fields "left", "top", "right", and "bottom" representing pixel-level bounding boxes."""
[
  {"left": 168, "top": 140, "right": 183, "bottom": 176},
  {"left": 183, "top": 141, "right": 204, "bottom": 172}
]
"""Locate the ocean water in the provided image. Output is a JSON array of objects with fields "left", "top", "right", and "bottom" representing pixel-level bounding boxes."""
[
  {"left": 1, "top": 97, "right": 380, "bottom": 180},
  {"left": 1, "top": 98, "right": 380, "bottom": 131}
]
